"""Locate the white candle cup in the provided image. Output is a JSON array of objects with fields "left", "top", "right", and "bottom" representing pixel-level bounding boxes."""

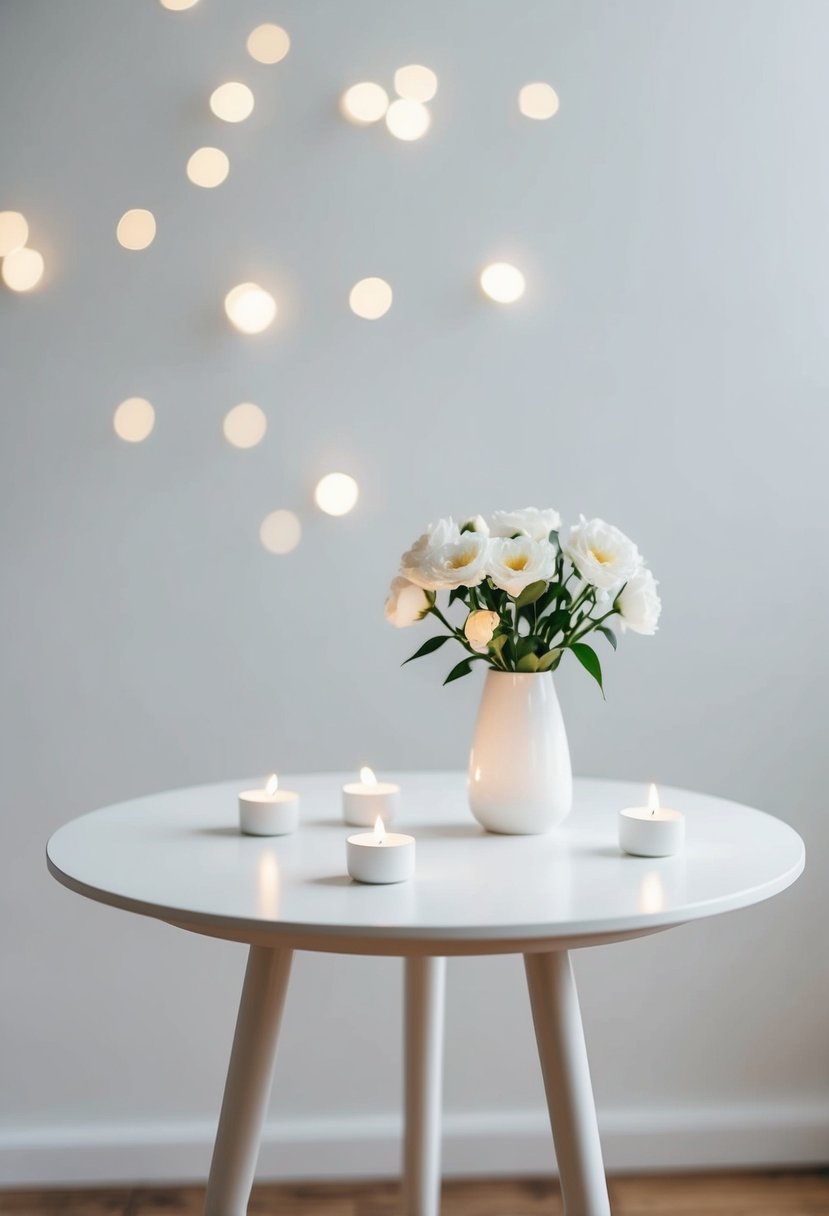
[
  {"left": 239, "top": 788, "right": 299, "bottom": 836},
  {"left": 346, "top": 831, "right": 415, "bottom": 884},
  {"left": 342, "top": 776, "right": 401, "bottom": 826},
  {"left": 619, "top": 806, "right": 685, "bottom": 857}
]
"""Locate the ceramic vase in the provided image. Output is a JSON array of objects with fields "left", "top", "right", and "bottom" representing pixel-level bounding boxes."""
[{"left": 468, "top": 670, "right": 573, "bottom": 834}]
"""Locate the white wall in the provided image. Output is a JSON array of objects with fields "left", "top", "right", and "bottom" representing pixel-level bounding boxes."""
[{"left": 1, "top": 0, "right": 827, "bottom": 1184}]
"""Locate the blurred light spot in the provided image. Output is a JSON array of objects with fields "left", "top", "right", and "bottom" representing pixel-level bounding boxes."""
[
  {"left": 186, "top": 146, "right": 229, "bottom": 188},
  {"left": 385, "top": 98, "right": 430, "bottom": 141},
  {"left": 210, "top": 82, "right": 255, "bottom": 123},
  {"left": 1, "top": 247, "right": 44, "bottom": 291},
  {"left": 159, "top": 0, "right": 199, "bottom": 8},
  {"left": 394, "top": 64, "right": 437, "bottom": 102},
  {"left": 116, "top": 209, "right": 156, "bottom": 251},
  {"left": 113, "top": 397, "right": 155, "bottom": 443},
  {"left": 224, "top": 282, "right": 276, "bottom": 334},
  {"left": 638, "top": 871, "right": 666, "bottom": 915},
  {"left": 260, "top": 509, "right": 301, "bottom": 554},
  {"left": 341, "top": 82, "right": 388, "bottom": 124},
  {"left": 257, "top": 851, "right": 281, "bottom": 917},
  {"left": 480, "top": 262, "right": 525, "bottom": 303},
  {"left": 247, "top": 23, "right": 290, "bottom": 64},
  {"left": 349, "top": 277, "right": 392, "bottom": 320},
  {"left": 315, "top": 473, "right": 359, "bottom": 516},
  {"left": 0, "top": 211, "right": 28, "bottom": 257},
  {"left": 518, "top": 82, "right": 560, "bottom": 120},
  {"left": 223, "top": 402, "right": 267, "bottom": 448}
]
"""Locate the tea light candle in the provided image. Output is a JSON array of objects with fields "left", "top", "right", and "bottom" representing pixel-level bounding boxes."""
[
  {"left": 239, "top": 774, "right": 299, "bottom": 836},
  {"left": 619, "top": 784, "right": 685, "bottom": 857},
  {"left": 342, "top": 766, "right": 401, "bottom": 827},
  {"left": 347, "top": 816, "right": 415, "bottom": 884}
]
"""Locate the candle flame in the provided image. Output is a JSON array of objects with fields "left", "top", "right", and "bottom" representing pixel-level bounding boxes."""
[
  {"left": 265, "top": 774, "right": 279, "bottom": 796},
  {"left": 374, "top": 815, "right": 385, "bottom": 844},
  {"left": 648, "top": 783, "right": 659, "bottom": 815},
  {"left": 360, "top": 766, "right": 377, "bottom": 785}
]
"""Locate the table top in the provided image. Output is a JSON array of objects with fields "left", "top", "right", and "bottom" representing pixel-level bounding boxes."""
[{"left": 46, "top": 773, "right": 805, "bottom": 956}]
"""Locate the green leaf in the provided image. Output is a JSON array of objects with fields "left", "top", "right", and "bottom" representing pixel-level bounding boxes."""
[
  {"left": 402, "top": 635, "right": 450, "bottom": 665},
  {"left": 489, "top": 634, "right": 509, "bottom": 663},
  {"left": 534, "top": 586, "right": 557, "bottom": 615},
  {"left": 448, "top": 587, "right": 466, "bottom": 607},
  {"left": 543, "top": 609, "right": 570, "bottom": 641},
  {"left": 516, "top": 634, "right": 546, "bottom": 659},
  {"left": 597, "top": 625, "right": 618, "bottom": 650},
  {"left": 537, "top": 648, "right": 561, "bottom": 672},
  {"left": 570, "top": 642, "right": 605, "bottom": 698},
  {"left": 516, "top": 652, "right": 540, "bottom": 672},
  {"left": 443, "top": 658, "right": 474, "bottom": 685},
  {"left": 515, "top": 580, "right": 548, "bottom": 609}
]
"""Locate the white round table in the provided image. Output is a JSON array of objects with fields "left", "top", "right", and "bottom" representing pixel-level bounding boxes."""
[{"left": 46, "top": 773, "right": 804, "bottom": 1216}]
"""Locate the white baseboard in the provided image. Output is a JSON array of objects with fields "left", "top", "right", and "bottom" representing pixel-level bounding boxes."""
[{"left": 1, "top": 1103, "right": 828, "bottom": 1186}]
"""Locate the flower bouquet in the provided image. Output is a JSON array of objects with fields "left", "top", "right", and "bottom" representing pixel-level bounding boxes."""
[
  {"left": 386, "top": 508, "right": 660, "bottom": 691},
  {"left": 385, "top": 508, "right": 660, "bottom": 833}
]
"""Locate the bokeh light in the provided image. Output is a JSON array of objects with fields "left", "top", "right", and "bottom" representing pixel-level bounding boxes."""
[
  {"left": 159, "top": 0, "right": 199, "bottom": 9},
  {"left": 210, "top": 82, "right": 255, "bottom": 123},
  {"left": 0, "top": 211, "right": 28, "bottom": 257},
  {"left": 186, "top": 146, "right": 229, "bottom": 188},
  {"left": 518, "top": 82, "right": 560, "bottom": 120},
  {"left": 314, "top": 473, "right": 359, "bottom": 516},
  {"left": 224, "top": 282, "right": 277, "bottom": 334},
  {"left": 385, "top": 98, "right": 430, "bottom": 141},
  {"left": 247, "top": 24, "right": 290, "bottom": 64},
  {"left": 113, "top": 397, "right": 155, "bottom": 443},
  {"left": 1, "top": 247, "right": 44, "bottom": 292},
  {"left": 394, "top": 64, "right": 438, "bottom": 102},
  {"left": 341, "top": 82, "right": 388, "bottom": 124},
  {"left": 349, "top": 277, "right": 392, "bottom": 320},
  {"left": 116, "top": 209, "right": 156, "bottom": 251},
  {"left": 223, "top": 402, "right": 267, "bottom": 449},
  {"left": 480, "top": 262, "right": 525, "bottom": 303},
  {"left": 260, "top": 510, "right": 301, "bottom": 554}
]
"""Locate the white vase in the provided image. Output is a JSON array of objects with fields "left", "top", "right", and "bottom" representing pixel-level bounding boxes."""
[{"left": 468, "top": 670, "right": 573, "bottom": 835}]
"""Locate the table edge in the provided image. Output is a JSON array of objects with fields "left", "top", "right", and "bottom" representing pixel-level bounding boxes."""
[{"left": 46, "top": 834, "right": 805, "bottom": 954}]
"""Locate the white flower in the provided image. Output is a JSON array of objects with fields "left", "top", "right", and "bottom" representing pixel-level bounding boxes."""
[
  {"left": 400, "top": 518, "right": 489, "bottom": 590},
  {"left": 562, "top": 516, "right": 642, "bottom": 592},
  {"left": 464, "top": 609, "right": 501, "bottom": 653},
  {"left": 460, "top": 514, "right": 490, "bottom": 536},
  {"left": 487, "top": 536, "right": 557, "bottom": 598},
  {"left": 617, "top": 567, "right": 661, "bottom": 635},
  {"left": 384, "top": 577, "right": 431, "bottom": 628},
  {"left": 400, "top": 518, "right": 460, "bottom": 589},
  {"left": 489, "top": 507, "right": 561, "bottom": 541},
  {"left": 430, "top": 533, "right": 490, "bottom": 589}
]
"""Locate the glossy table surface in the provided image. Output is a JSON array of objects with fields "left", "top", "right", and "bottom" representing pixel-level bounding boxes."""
[{"left": 46, "top": 772, "right": 805, "bottom": 954}]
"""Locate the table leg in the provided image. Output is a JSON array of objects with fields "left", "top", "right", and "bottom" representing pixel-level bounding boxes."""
[
  {"left": 204, "top": 945, "right": 293, "bottom": 1216},
  {"left": 403, "top": 956, "right": 446, "bottom": 1216},
  {"left": 524, "top": 950, "right": 610, "bottom": 1216}
]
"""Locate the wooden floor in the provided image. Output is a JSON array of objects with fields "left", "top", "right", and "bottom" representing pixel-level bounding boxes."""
[{"left": 2, "top": 1174, "right": 829, "bottom": 1216}]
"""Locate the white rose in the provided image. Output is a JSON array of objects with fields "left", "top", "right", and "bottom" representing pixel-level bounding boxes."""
[
  {"left": 401, "top": 519, "right": 490, "bottom": 590},
  {"left": 429, "top": 532, "right": 490, "bottom": 589},
  {"left": 460, "top": 514, "right": 490, "bottom": 537},
  {"left": 562, "top": 516, "right": 642, "bottom": 592},
  {"left": 384, "top": 577, "right": 431, "bottom": 628},
  {"left": 489, "top": 507, "right": 561, "bottom": 541},
  {"left": 464, "top": 609, "right": 501, "bottom": 653},
  {"left": 617, "top": 568, "right": 661, "bottom": 635},
  {"left": 400, "top": 518, "right": 461, "bottom": 590},
  {"left": 487, "top": 536, "right": 557, "bottom": 598}
]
